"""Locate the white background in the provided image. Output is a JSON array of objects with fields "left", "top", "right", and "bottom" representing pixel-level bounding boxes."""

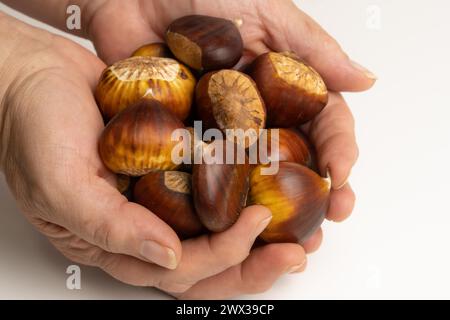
[{"left": 1, "top": 0, "right": 449, "bottom": 299}]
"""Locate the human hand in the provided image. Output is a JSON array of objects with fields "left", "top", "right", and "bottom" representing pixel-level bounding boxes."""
[
  {"left": 84, "top": 0, "right": 370, "bottom": 255},
  {"left": 1, "top": 0, "right": 375, "bottom": 298},
  {"left": 0, "top": 14, "right": 318, "bottom": 299}
]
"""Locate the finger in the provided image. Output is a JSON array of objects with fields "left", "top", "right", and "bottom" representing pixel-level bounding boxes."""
[
  {"left": 327, "top": 183, "right": 356, "bottom": 222},
  {"left": 50, "top": 178, "right": 183, "bottom": 270},
  {"left": 79, "top": 206, "right": 273, "bottom": 292},
  {"left": 302, "top": 227, "right": 323, "bottom": 253},
  {"left": 170, "top": 205, "right": 272, "bottom": 277},
  {"left": 303, "top": 92, "right": 359, "bottom": 190},
  {"left": 260, "top": 0, "right": 376, "bottom": 91},
  {"left": 177, "top": 243, "right": 306, "bottom": 299}
]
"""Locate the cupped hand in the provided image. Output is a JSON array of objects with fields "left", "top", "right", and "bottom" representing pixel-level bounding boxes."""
[
  {"left": 85, "top": 0, "right": 369, "bottom": 249},
  {"left": 1, "top": 0, "right": 373, "bottom": 299},
  {"left": 0, "top": 27, "right": 310, "bottom": 299}
]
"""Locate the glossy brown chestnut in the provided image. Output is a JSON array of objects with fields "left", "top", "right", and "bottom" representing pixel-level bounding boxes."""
[
  {"left": 134, "top": 171, "right": 203, "bottom": 238},
  {"left": 165, "top": 15, "right": 243, "bottom": 72},
  {"left": 131, "top": 42, "right": 173, "bottom": 58},
  {"left": 186, "top": 127, "right": 207, "bottom": 164},
  {"left": 192, "top": 142, "right": 251, "bottom": 232},
  {"left": 247, "top": 52, "right": 328, "bottom": 127},
  {"left": 95, "top": 56, "right": 196, "bottom": 120},
  {"left": 248, "top": 162, "right": 330, "bottom": 244},
  {"left": 256, "top": 128, "right": 318, "bottom": 171},
  {"left": 98, "top": 99, "right": 184, "bottom": 176},
  {"left": 195, "top": 69, "right": 266, "bottom": 148}
]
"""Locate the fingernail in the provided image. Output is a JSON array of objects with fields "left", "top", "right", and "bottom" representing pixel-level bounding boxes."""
[
  {"left": 286, "top": 259, "right": 307, "bottom": 274},
  {"left": 253, "top": 216, "right": 273, "bottom": 239},
  {"left": 140, "top": 240, "right": 178, "bottom": 270},
  {"left": 350, "top": 60, "right": 377, "bottom": 80}
]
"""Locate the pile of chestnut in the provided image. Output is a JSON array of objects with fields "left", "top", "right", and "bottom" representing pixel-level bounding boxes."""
[{"left": 96, "top": 15, "right": 331, "bottom": 244}]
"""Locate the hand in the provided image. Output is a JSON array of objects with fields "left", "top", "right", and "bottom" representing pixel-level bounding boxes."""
[
  {"left": 0, "top": 16, "right": 314, "bottom": 299},
  {"left": 1, "top": 0, "right": 374, "bottom": 299},
  {"left": 80, "top": 0, "right": 373, "bottom": 297}
]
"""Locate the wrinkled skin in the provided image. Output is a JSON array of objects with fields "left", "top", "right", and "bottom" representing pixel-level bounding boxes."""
[{"left": 0, "top": 0, "right": 374, "bottom": 299}]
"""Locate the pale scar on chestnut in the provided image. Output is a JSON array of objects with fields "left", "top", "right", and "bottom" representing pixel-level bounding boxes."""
[
  {"left": 208, "top": 70, "right": 265, "bottom": 130},
  {"left": 164, "top": 171, "right": 191, "bottom": 194},
  {"left": 269, "top": 53, "right": 327, "bottom": 95},
  {"left": 110, "top": 56, "right": 180, "bottom": 82},
  {"left": 166, "top": 31, "right": 202, "bottom": 71}
]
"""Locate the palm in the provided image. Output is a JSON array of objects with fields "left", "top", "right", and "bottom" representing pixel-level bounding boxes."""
[{"left": 3, "top": 37, "right": 122, "bottom": 244}]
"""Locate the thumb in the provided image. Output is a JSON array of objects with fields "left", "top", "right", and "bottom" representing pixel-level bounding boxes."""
[
  {"left": 262, "top": 1, "right": 376, "bottom": 92},
  {"left": 54, "top": 182, "right": 182, "bottom": 270}
]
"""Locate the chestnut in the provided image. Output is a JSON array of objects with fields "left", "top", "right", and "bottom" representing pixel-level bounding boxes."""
[
  {"left": 98, "top": 99, "right": 184, "bottom": 176},
  {"left": 248, "top": 162, "right": 330, "bottom": 244},
  {"left": 131, "top": 42, "right": 173, "bottom": 58},
  {"left": 247, "top": 52, "right": 328, "bottom": 127},
  {"left": 95, "top": 56, "right": 196, "bottom": 120},
  {"left": 192, "top": 142, "right": 251, "bottom": 232},
  {"left": 256, "top": 128, "right": 318, "bottom": 171},
  {"left": 195, "top": 69, "right": 266, "bottom": 148},
  {"left": 165, "top": 15, "right": 243, "bottom": 72},
  {"left": 185, "top": 127, "right": 207, "bottom": 167},
  {"left": 134, "top": 171, "right": 203, "bottom": 239}
]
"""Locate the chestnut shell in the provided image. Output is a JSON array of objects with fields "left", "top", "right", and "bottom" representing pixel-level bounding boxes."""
[
  {"left": 256, "top": 128, "right": 318, "bottom": 171},
  {"left": 165, "top": 15, "right": 243, "bottom": 72},
  {"left": 195, "top": 69, "right": 266, "bottom": 148},
  {"left": 98, "top": 99, "right": 185, "bottom": 176},
  {"left": 131, "top": 42, "right": 174, "bottom": 58},
  {"left": 134, "top": 171, "right": 203, "bottom": 239},
  {"left": 249, "top": 162, "right": 330, "bottom": 244},
  {"left": 247, "top": 52, "right": 328, "bottom": 127},
  {"left": 95, "top": 56, "right": 196, "bottom": 120},
  {"left": 192, "top": 142, "right": 251, "bottom": 232}
]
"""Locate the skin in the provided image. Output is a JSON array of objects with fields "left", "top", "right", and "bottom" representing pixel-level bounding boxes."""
[{"left": 0, "top": 0, "right": 375, "bottom": 299}]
